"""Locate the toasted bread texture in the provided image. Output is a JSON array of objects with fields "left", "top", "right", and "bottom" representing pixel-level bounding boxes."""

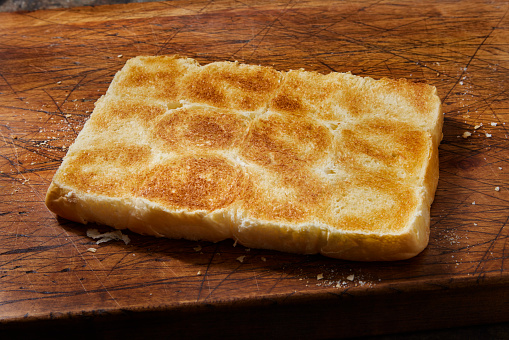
[{"left": 45, "top": 55, "right": 443, "bottom": 261}]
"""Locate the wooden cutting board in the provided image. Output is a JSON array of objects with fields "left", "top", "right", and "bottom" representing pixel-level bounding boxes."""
[{"left": 0, "top": 0, "right": 508, "bottom": 338}]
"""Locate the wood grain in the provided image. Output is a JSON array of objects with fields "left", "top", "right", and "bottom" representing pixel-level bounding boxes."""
[{"left": 0, "top": 0, "right": 508, "bottom": 338}]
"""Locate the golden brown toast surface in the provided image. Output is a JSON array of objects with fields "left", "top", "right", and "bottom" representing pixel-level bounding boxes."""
[{"left": 46, "top": 55, "right": 443, "bottom": 261}]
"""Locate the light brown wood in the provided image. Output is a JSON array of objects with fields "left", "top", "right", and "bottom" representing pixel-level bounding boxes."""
[{"left": 0, "top": 0, "right": 508, "bottom": 338}]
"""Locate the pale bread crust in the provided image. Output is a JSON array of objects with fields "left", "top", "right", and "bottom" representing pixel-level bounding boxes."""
[{"left": 45, "top": 55, "right": 443, "bottom": 261}]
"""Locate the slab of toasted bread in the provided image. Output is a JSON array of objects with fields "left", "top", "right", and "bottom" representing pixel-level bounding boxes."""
[{"left": 45, "top": 55, "right": 443, "bottom": 261}]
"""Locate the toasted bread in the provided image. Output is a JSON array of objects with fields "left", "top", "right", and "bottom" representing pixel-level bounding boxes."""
[{"left": 45, "top": 55, "right": 443, "bottom": 261}]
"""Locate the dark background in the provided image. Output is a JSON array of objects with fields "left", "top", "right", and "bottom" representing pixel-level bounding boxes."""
[{"left": 0, "top": 0, "right": 157, "bottom": 12}]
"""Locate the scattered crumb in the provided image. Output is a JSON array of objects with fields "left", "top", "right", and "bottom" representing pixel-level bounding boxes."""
[
  {"left": 347, "top": 274, "right": 355, "bottom": 281},
  {"left": 86, "top": 228, "right": 130, "bottom": 245},
  {"left": 236, "top": 255, "right": 246, "bottom": 263},
  {"left": 462, "top": 131, "right": 471, "bottom": 139},
  {"left": 472, "top": 201, "right": 476, "bottom": 205},
  {"left": 117, "top": 54, "right": 123, "bottom": 58},
  {"left": 485, "top": 133, "right": 492, "bottom": 138},
  {"left": 86, "top": 247, "right": 97, "bottom": 253},
  {"left": 499, "top": 167, "right": 503, "bottom": 170},
  {"left": 233, "top": 240, "right": 238, "bottom": 247},
  {"left": 491, "top": 122, "right": 497, "bottom": 126},
  {"left": 197, "top": 270, "right": 202, "bottom": 276},
  {"left": 57, "top": 81, "right": 62, "bottom": 84},
  {"left": 317, "top": 273, "right": 324, "bottom": 280},
  {"left": 245, "top": 248, "right": 251, "bottom": 252},
  {"left": 474, "top": 223, "right": 477, "bottom": 226},
  {"left": 64, "top": 114, "right": 71, "bottom": 118},
  {"left": 193, "top": 245, "right": 202, "bottom": 252},
  {"left": 261, "top": 257, "right": 266, "bottom": 262},
  {"left": 474, "top": 124, "right": 482, "bottom": 129},
  {"left": 495, "top": 187, "right": 500, "bottom": 191}
]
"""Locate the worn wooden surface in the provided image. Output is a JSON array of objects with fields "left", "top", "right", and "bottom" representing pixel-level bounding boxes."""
[{"left": 0, "top": 0, "right": 508, "bottom": 338}]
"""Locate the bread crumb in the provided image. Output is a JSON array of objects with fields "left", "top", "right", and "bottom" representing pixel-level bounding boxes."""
[
  {"left": 347, "top": 274, "right": 355, "bottom": 281},
  {"left": 86, "top": 248, "right": 97, "bottom": 253},
  {"left": 474, "top": 124, "right": 482, "bottom": 129},
  {"left": 317, "top": 273, "right": 324, "bottom": 280},
  {"left": 491, "top": 122, "right": 497, "bottom": 126},
  {"left": 86, "top": 228, "right": 131, "bottom": 245},
  {"left": 261, "top": 257, "right": 266, "bottom": 262},
  {"left": 117, "top": 54, "right": 123, "bottom": 58},
  {"left": 485, "top": 133, "right": 492, "bottom": 137},
  {"left": 495, "top": 187, "right": 500, "bottom": 191},
  {"left": 193, "top": 245, "right": 202, "bottom": 252},
  {"left": 462, "top": 131, "right": 471, "bottom": 139},
  {"left": 499, "top": 167, "right": 503, "bottom": 170},
  {"left": 197, "top": 270, "right": 202, "bottom": 276},
  {"left": 57, "top": 81, "right": 62, "bottom": 84},
  {"left": 472, "top": 201, "right": 475, "bottom": 205},
  {"left": 236, "top": 256, "right": 246, "bottom": 263},
  {"left": 245, "top": 248, "right": 251, "bottom": 252},
  {"left": 233, "top": 240, "right": 238, "bottom": 247},
  {"left": 64, "top": 114, "right": 71, "bottom": 118}
]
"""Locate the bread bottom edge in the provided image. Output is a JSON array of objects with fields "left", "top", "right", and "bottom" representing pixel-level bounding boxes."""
[{"left": 45, "top": 182, "right": 429, "bottom": 261}]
